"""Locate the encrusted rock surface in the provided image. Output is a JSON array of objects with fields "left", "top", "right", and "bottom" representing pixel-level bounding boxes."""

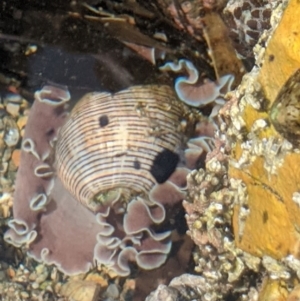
[
  {"left": 148, "top": 1, "right": 300, "bottom": 301},
  {"left": 2, "top": 0, "right": 300, "bottom": 300}
]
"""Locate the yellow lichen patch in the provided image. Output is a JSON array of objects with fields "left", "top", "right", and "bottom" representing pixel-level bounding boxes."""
[
  {"left": 242, "top": 105, "right": 275, "bottom": 139},
  {"left": 230, "top": 152, "right": 300, "bottom": 259},
  {"left": 258, "top": 0, "right": 300, "bottom": 105},
  {"left": 232, "top": 142, "right": 243, "bottom": 163},
  {"left": 258, "top": 278, "right": 288, "bottom": 301},
  {"left": 287, "top": 284, "right": 300, "bottom": 301}
]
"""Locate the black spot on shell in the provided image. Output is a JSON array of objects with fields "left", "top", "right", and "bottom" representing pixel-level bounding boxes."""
[
  {"left": 99, "top": 115, "right": 109, "bottom": 127},
  {"left": 150, "top": 149, "right": 179, "bottom": 184},
  {"left": 133, "top": 159, "right": 141, "bottom": 170}
]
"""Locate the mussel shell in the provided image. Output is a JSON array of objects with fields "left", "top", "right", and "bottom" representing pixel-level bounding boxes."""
[{"left": 270, "top": 69, "right": 300, "bottom": 146}]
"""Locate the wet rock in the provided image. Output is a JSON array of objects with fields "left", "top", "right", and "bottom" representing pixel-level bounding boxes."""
[
  {"left": 145, "top": 284, "right": 182, "bottom": 301},
  {"left": 60, "top": 279, "right": 101, "bottom": 301}
]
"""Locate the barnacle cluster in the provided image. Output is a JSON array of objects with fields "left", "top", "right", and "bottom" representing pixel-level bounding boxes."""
[
  {"left": 182, "top": 136, "right": 263, "bottom": 300},
  {"left": 154, "top": 1, "right": 300, "bottom": 300},
  {"left": 227, "top": 70, "right": 294, "bottom": 176},
  {"left": 220, "top": 1, "right": 300, "bottom": 299}
]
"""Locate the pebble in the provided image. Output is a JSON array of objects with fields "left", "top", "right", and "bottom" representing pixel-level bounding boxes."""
[
  {"left": 104, "top": 283, "right": 119, "bottom": 299},
  {"left": 20, "top": 291, "right": 30, "bottom": 299},
  {"left": 0, "top": 109, "right": 6, "bottom": 119},
  {"left": 0, "top": 270, "right": 7, "bottom": 281},
  {"left": 31, "top": 282, "right": 39, "bottom": 290},
  {"left": 1, "top": 204, "right": 10, "bottom": 218},
  {"left": 85, "top": 272, "right": 108, "bottom": 288},
  {"left": 0, "top": 119, "right": 4, "bottom": 130},
  {"left": 20, "top": 128, "right": 25, "bottom": 137},
  {"left": 50, "top": 267, "right": 59, "bottom": 282},
  {"left": 35, "top": 264, "right": 47, "bottom": 275},
  {"left": 2, "top": 148, "right": 12, "bottom": 162},
  {"left": 4, "top": 129, "right": 19, "bottom": 147},
  {"left": 4, "top": 94, "right": 23, "bottom": 104},
  {"left": 8, "top": 159, "right": 18, "bottom": 172},
  {"left": 6, "top": 266, "right": 16, "bottom": 279},
  {"left": 6, "top": 102, "right": 20, "bottom": 117},
  {"left": 60, "top": 280, "right": 101, "bottom": 301},
  {"left": 17, "top": 115, "right": 28, "bottom": 131},
  {"left": 0, "top": 162, "right": 8, "bottom": 173},
  {"left": 35, "top": 272, "right": 48, "bottom": 284}
]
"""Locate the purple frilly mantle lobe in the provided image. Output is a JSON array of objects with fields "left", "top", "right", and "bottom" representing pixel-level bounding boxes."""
[
  {"left": 4, "top": 84, "right": 217, "bottom": 276},
  {"left": 160, "top": 59, "right": 234, "bottom": 116}
]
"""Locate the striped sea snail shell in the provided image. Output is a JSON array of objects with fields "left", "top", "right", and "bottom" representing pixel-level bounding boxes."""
[{"left": 55, "top": 85, "right": 198, "bottom": 212}]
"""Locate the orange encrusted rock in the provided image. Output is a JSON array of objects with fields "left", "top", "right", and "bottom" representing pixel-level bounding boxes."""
[{"left": 258, "top": 0, "right": 300, "bottom": 104}]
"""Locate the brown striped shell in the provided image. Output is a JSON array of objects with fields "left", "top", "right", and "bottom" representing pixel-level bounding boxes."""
[{"left": 55, "top": 85, "right": 194, "bottom": 212}]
